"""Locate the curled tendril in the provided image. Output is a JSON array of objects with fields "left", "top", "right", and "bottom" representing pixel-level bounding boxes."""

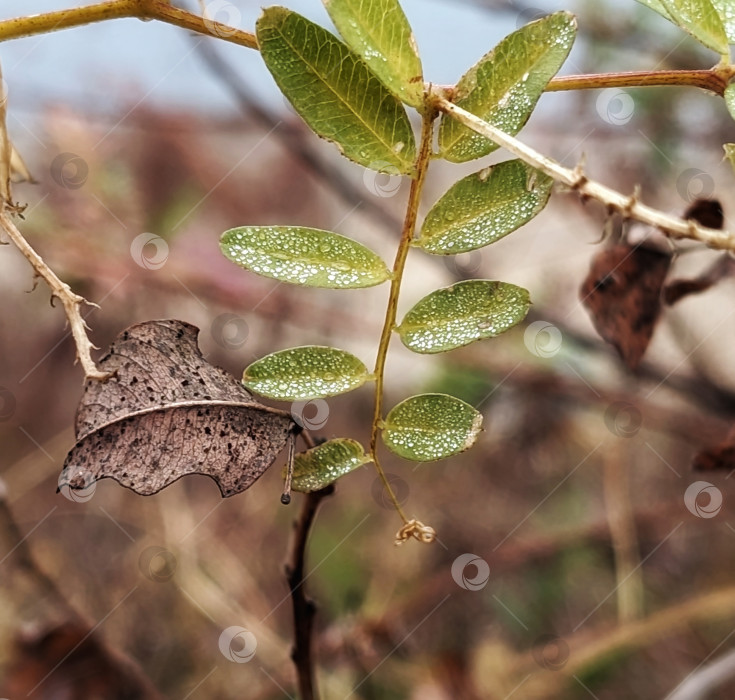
[{"left": 394, "top": 519, "right": 436, "bottom": 545}]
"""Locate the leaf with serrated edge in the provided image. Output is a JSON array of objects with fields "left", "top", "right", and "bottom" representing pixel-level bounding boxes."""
[
  {"left": 257, "top": 7, "right": 416, "bottom": 174},
  {"left": 397, "top": 280, "right": 530, "bottom": 353},
  {"left": 324, "top": 0, "right": 423, "bottom": 107},
  {"left": 382, "top": 393, "right": 482, "bottom": 461},
  {"left": 439, "top": 12, "right": 576, "bottom": 163},
  {"left": 244, "top": 346, "right": 371, "bottom": 401},
  {"left": 221, "top": 226, "right": 390, "bottom": 289},
  {"left": 416, "top": 161, "right": 553, "bottom": 254},
  {"left": 286, "top": 438, "right": 371, "bottom": 492},
  {"left": 638, "top": 0, "right": 729, "bottom": 52}
]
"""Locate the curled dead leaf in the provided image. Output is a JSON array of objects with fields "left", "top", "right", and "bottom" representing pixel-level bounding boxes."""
[
  {"left": 60, "top": 320, "right": 296, "bottom": 498},
  {"left": 580, "top": 243, "right": 671, "bottom": 369}
]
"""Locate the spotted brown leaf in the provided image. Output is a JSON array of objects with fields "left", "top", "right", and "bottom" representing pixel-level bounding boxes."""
[
  {"left": 60, "top": 320, "right": 296, "bottom": 498},
  {"left": 580, "top": 244, "right": 671, "bottom": 369}
]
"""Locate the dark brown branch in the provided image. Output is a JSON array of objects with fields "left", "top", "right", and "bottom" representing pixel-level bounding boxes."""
[{"left": 285, "top": 484, "right": 335, "bottom": 700}]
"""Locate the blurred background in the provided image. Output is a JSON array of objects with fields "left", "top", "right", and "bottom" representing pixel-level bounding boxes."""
[{"left": 2, "top": 1, "right": 735, "bottom": 698}]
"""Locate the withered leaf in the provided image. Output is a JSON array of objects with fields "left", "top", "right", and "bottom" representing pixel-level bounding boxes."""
[
  {"left": 664, "top": 255, "right": 735, "bottom": 305},
  {"left": 60, "top": 320, "right": 296, "bottom": 497},
  {"left": 580, "top": 244, "right": 671, "bottom": 369},
  {"left": 683, "top": 198, "right": 724, "bottom": 230}
]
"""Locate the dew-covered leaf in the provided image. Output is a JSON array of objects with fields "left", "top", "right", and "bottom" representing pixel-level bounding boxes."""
[
  {"left": 220, "top": 226, "right": 391, "bottom": 289},
  {"left": 286, "top": 438, "right": 371, "bottom": 492},
  {"left": 636, "top": 0, "right": 729, "bottom": 52},
  {"left": 324, "top": 0, "right": 423, "bottom": 107},
  {"left": 382, "top": 393, "right": 482, "bottom": 461},
  {"left": 256, "top": 7, "right": 416, "bottom": 174},
  {"left": 712, "top": 0, "right": 735, "bottom": 42},
  {"left": 60, "top": 321, "right": 295, "bottom": 498},
  {"left": 439, "top": 12, "right": 576, "bottom": 163},
  {"left": 243, "top": 346, "right": 371, "bottom": 401},
  {"left": 415, "top": 161, "right": 553, "bottom": 254},
  {"left": 397, "top": 280, "right": 530, "bottom": 353}
]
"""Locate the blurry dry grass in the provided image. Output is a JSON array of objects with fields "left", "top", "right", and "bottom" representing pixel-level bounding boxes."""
[{"left": 2, "top": 66, "right": 735, "bottom": 699}]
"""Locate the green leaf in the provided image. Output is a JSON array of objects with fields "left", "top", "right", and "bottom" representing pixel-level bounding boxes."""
[
  {"left": 243, "top": 346, "right": 371, "bottom": 400},
  {"left": 438, "top": 12, "right": 577, "bottom": 163},
  {"left": 324, "top": 0, "right": 423, "bottom": 107},
  {"left": 397, "top": 280, "right": 530, "bottom": 354},
  {"left": 636, "top": 0, "right": 729, "bottom": 52},
  {"left": 256, "top": 7, "right": 416, "bottom": 174},
  {"left": 724, "top": 143, "right": 735, "bottom": 174},
  {"left": 220, "top": 226, "right": 390, "bottom": 289},
  {"left": 415, "top": 160, "right": 553, "bottom": 254},
  {"left": 287, "top": 438, "right": 371, "bottom": 492},
  {"left": 726, "top": 83, "right": 735, "bottom": 120},
  {"left": 711, "top": 0, "right": 735, "bottom": 42},
  {"left": 382, "top": 393, "right": 482, "bottom": 461}
]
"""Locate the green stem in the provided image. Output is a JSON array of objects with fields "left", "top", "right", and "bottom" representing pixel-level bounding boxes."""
[
  {"left": 369, "top": 106, "right": 436, "bottom": 527},
  {"left": 0, "top": 0, "right": 258, "bottom": 50}
]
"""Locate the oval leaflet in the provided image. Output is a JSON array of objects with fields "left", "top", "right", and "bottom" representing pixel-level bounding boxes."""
[
  {"left": 382, "top": 393, "right": 483, "bottom": 461},
  {"left": 243, "top": 346, "right": 372, "bottom": 401}
]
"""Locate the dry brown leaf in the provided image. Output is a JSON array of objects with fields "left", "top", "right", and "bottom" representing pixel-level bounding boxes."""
[
  {"left": 580, "top": 243, "right": 671, "bottom": 369},
  {"left": 682, "top": 198, "right": 723, "bottom": 230},
  {"left": 60, "top": 320, "right": 296, "bottom": 497},
  {"left": 664, "top": 255, "right": 735, "bottom": 305}
]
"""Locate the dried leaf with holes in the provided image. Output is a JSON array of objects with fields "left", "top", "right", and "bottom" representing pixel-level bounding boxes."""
[
  {"left": 580, "top": 243, "right": 671, "bottom": 369},
  {"left": 60, "top": 320, "right": 296, "bottom": 497}
]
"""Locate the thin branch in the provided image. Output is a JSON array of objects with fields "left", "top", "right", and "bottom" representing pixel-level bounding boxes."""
[
  {"left": 285, "top": 485, "right": 334, "bottom": 700},
  {"left": 434, "top": 95, "right": 735, "bottom": 252},
  {"left": 0, "top": 0, "right": 258, "bottom": 50},
  {"left": 603, "top": 445, "right": 643, "bottom": 624},
  {"left": 0, "top": 211, "right": 108, "bottom": 380},
  {"left": 546, "top": 68, "right": 732, "bottom": 96}
]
